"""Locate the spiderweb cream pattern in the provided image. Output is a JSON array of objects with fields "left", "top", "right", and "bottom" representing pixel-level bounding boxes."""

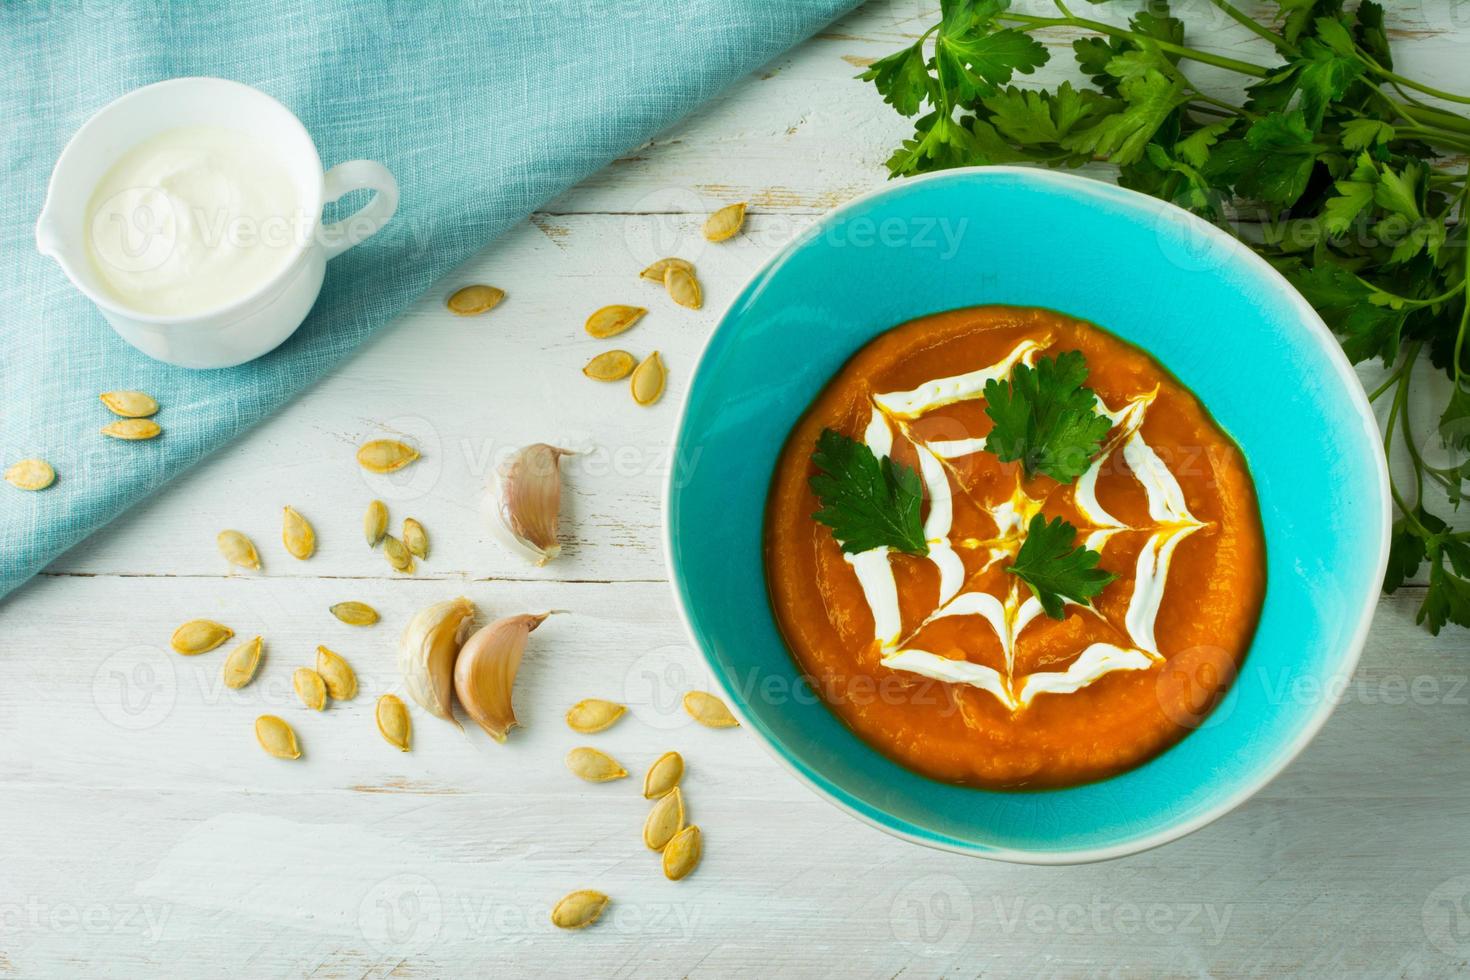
[{"left": 841, "top": 337, "right": 1208, "bottom": 711}]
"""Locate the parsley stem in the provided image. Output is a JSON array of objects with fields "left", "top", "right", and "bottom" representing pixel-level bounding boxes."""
[
  {"left": 996, "top": 12, "right": 1273, "bottom": 77},
  {"left": 1397, "top": 344, "right": 1429, "bottom": 504},
  {"left": 1397, "top": 127, "right": 1470, "bottom": 154},
  {"left": 1362, "top": 56, "right": 1470, "bottom": 107},
  {"left": 1396, "top": 103, "right": 1470, "bottom": 137},
  {"left": 1366, "top": 365, "right": 1402, "bottom": 403},
  {"left": 1454, "top": 188, "right": 1470, "bottom": 384},
  {"left": 1384, "top": 341, "right": 1429, "bottom": 522},
  {"left": 1206, "top": 0, "right": 1295, "bottom": 57},
  {"left": 1187, "top": 101, "right": 1240, "bottom": 119}
]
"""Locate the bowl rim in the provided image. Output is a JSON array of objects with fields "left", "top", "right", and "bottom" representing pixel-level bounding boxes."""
[{"left": 661, "top": 165, "right": 1391, "bottom": 865}]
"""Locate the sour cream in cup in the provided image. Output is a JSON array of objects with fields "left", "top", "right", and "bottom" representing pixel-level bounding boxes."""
[{"left": 36, "top": 77, "right": 398, "bottom": 369}]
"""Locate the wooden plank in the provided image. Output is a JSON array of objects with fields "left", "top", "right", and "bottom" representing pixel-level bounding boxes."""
[{"left": 0, "top": 577, "right": 1467, "bottom": 976}]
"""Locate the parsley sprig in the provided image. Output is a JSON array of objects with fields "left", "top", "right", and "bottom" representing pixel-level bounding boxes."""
[
  {"left": 983, "top": 351, "right": 1113, "bottom": 483},
  {"left": 810, "top": 428, "right": 929, "bottom": 555},
  {"left": 862, "top": 0, "right": 1470, "bottom": 635},
  {"left": 1010, "top": 514, "right": 1116, "bottom": 618}
]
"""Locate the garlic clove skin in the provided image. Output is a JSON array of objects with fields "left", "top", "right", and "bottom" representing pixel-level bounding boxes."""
[
  {"left": 488, "top": 444, "right": 571, "bottom": 565},
  {"left": 453, "top": 612, "right": 552, "bottom": 742},
  {"left": 398, "top": 597, "right": 477, "bottom": 725}
]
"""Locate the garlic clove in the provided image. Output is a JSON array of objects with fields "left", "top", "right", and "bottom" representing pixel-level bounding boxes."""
[
  {"left": 488, "top": 444, "right": 572, "bottom": 565},
  {"left": 452, "top": 612, "right": 552, "bottom": 742},
  {"left": 398, "top": 597, "right": 477, "bottom": 725}
]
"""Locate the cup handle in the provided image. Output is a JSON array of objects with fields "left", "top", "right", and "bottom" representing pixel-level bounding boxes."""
[{"left": 320, "top": 160, "right": 399, "bottom": 261}]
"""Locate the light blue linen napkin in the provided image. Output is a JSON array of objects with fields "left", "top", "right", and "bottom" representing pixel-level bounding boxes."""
[{"left": 0, "top": 0, "right": 856, "bottom": 601}]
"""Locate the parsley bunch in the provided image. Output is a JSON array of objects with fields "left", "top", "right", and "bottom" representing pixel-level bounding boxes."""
[{"left": 862, "top": 0, "right": 1470, "bottom": 634}]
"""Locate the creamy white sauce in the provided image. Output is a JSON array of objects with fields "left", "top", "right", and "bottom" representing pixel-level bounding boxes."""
[
  {"left": 873, "top": 338, "right": 1045, "bottom": 419},
  {"left": 1014, "top": 643, "right": 1156, "bottom": 706},
  {"left": 881, "top": 649, "right": 1016, "bottom": 709},
  {"left": 927, "top": 437, "right": 988, "bottom": 459},
  {"left": 86, "top": 126, "right": 304, "bottom": 316},
  {"left": 845, "top": 548, "right": 902, "bottom": 650},
  {"left": 830, "top": 341, "right": 1210, "bottom": 712}
]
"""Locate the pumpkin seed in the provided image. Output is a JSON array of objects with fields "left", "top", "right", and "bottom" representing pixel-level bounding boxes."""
[
  {"left": 357, "top": 439, "right": 420, "bottom": 473},
  {"left": 216, "top": 529, "right": 261, "bottom": 570},
  {"left": 643, "top": 750, "right": 684, "bottom": 799},
  {"left": 101, "top": 418, "right": 161, "bottom": 440},
  {"left": 282, "top": 506, "right": 316, "bottom": 560},
  {"left": 403, "top": 518, "right": 428, "bottom": 559},
  {"left": 330, "top": 601, "right": 379, "bottom": 626},
  {"left": 550, "top": 890, "right": 610, "bottom": 930},
  {"left": 376, "top": 693, "right": 411, "bottom": 751},
  {"left": 364, "top": 499, "right": 388, "bottom": 547},
  {"left": 683, "top": 690, "right": 739, "bottom": 728},
  {"left": 582, "top": 350, "right": 636, "bottom": 381},
  {"left": 703, "top": 202, "right": 747, "bottom": 242},
  {"left": 255, "top": 715, "right": 301, "bottom": 760},
  {"left": 4, "top": 458, "right": 55, "bottom": 491},
  {"left": 639, "top": 257, "right": 694, "bottom": 282},
  {"left": 662, "top": 824, "right": 702, "bottom": 881},
  {"left": 293, "top": 667, "right": 327, "bottom": 710},
  {"left": 447, "top": 284, "right": 505, "bottom": 316},
  {"left": 382, "top": 534, "right": 414, "bottom": 573},
  {"left": 585, "top": 305, "right": 646, "bottom": 339},
  {"left": 222, "top": 636, "right": 264, "bottom": 689},
  {"left": 664, "top": 266, "right": 702, "bottom": 309},
  {"left": 565, "top": 698, "right": 626, "bottom": 734},
  {"left": 630, "top": 351, "right": 666, "bottom": 406},
  {"left": 565, "top": 746, "right": 627, "bottom": 782},
  {"left": 316, "top": 646, "right": 358, "bottom": 700},
  {"left": 99, "top": 390, "right": 158, "bottom": 418},
  {"left": 170, "top": 620, "right": 233, "bottom": 655},
  {"left": 644, "top": 786, "right": 685, "bottom": 851}
]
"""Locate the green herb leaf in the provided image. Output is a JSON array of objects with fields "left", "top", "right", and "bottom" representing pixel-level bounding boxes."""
[
  {"left": 1008, "top": 514, "right": 1116, "bottom": 619},
  {"left": 809, "top": 428, "right": 929, "bottom": 556},
  {"left": 859, "top": 41, "right": 932, "bottom": 117},
  {"left": 982, "top": 351, "right": 1113, "bottom": 484},
  {"left": 1205, "top": 111, "right": 1325, "bottom": 205},
  {"left": 1061, "top": 69, "right": 1190, "bottom": 166},
  {"left": 935, "top": 27, "right": 1048, "bottom": 103},
  {"left": 1322, "top": 152, "right": 1377, "bottom": 234}
]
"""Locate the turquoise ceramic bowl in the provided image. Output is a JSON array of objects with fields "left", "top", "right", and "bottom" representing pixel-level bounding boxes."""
[{"left": 664, "top": 167, "right": 1389, "bottom": 863}]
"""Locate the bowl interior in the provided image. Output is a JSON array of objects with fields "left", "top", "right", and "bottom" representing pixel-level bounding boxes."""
[{"left": 666, "top": 167, "right": 1388, "bottom": 861}]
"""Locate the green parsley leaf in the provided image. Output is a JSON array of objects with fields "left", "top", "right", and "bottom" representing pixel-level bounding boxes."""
[
  {"left": 935, "top": 27, "right": 1048, "bottom": 103},
  {"left": 1422, "top": 547, "right": 1470, "bottom": 635},
  {"left": 859, "top": 41, "right": 932, "bottom": 117},
  {"left": 1322, "top": 152, "right": 1377, "bottom": 235},
  {"left": 1008, "top": 514, "right": 1117, "bottom": 620},
  {"left": 1352, "top": 1, "right": 1392, "bottom": 68},
  {"left": 1285, "top": 261, "right": 1407, "bottom": 364},
  {"left": 1339, "top": 118, "right": 1394, "bottom": 151},
  {"left": 981, "top": 82, "right": 1112, "bottom": 146},
  {"left": 982, "top": 351, "right": 1113, "bottom": 484},
  {"left": 1061, "top": 69, "right": 1190, "bottom": 166},
  {"left": 1205, "top": 111, "right": 1325, "bottom": 206},
  {"left": 809, "top": 428, "right": 929, "bottom": 556},
  {"left": 1383, "top": 515, "right": 1427, "bottom": 593},
  {"left": 1293, "top": 38, "right": 1365, "bottom": 128}
]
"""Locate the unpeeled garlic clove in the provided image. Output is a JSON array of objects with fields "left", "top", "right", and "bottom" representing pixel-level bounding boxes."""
[
  {"left": 398, "top": 597, "right": 477, "bottom": 725},
  {"left": 452, "top": 612, "right": 552, "bottom": 742},
  {"left": 489, "top": 444, "right": 572, "bottom": 565}
]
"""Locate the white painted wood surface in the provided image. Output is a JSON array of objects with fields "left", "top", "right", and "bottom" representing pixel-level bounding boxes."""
[{"left": 5, "top": 2, "right": 1470, "bottom": 975}]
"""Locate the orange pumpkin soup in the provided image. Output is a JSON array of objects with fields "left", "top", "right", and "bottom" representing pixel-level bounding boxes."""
[{"left": 765, "top": 306, "right": 1265, "bottom": 789}]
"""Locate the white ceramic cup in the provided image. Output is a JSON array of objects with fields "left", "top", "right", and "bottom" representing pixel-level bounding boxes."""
[{"left": 35, "top": 77, "right": 399, "bottom": 369}]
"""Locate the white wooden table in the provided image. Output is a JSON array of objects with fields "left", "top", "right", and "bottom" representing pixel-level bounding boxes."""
[{"left": 5, "top": 2, "right": 1470, "bottom": 975}]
